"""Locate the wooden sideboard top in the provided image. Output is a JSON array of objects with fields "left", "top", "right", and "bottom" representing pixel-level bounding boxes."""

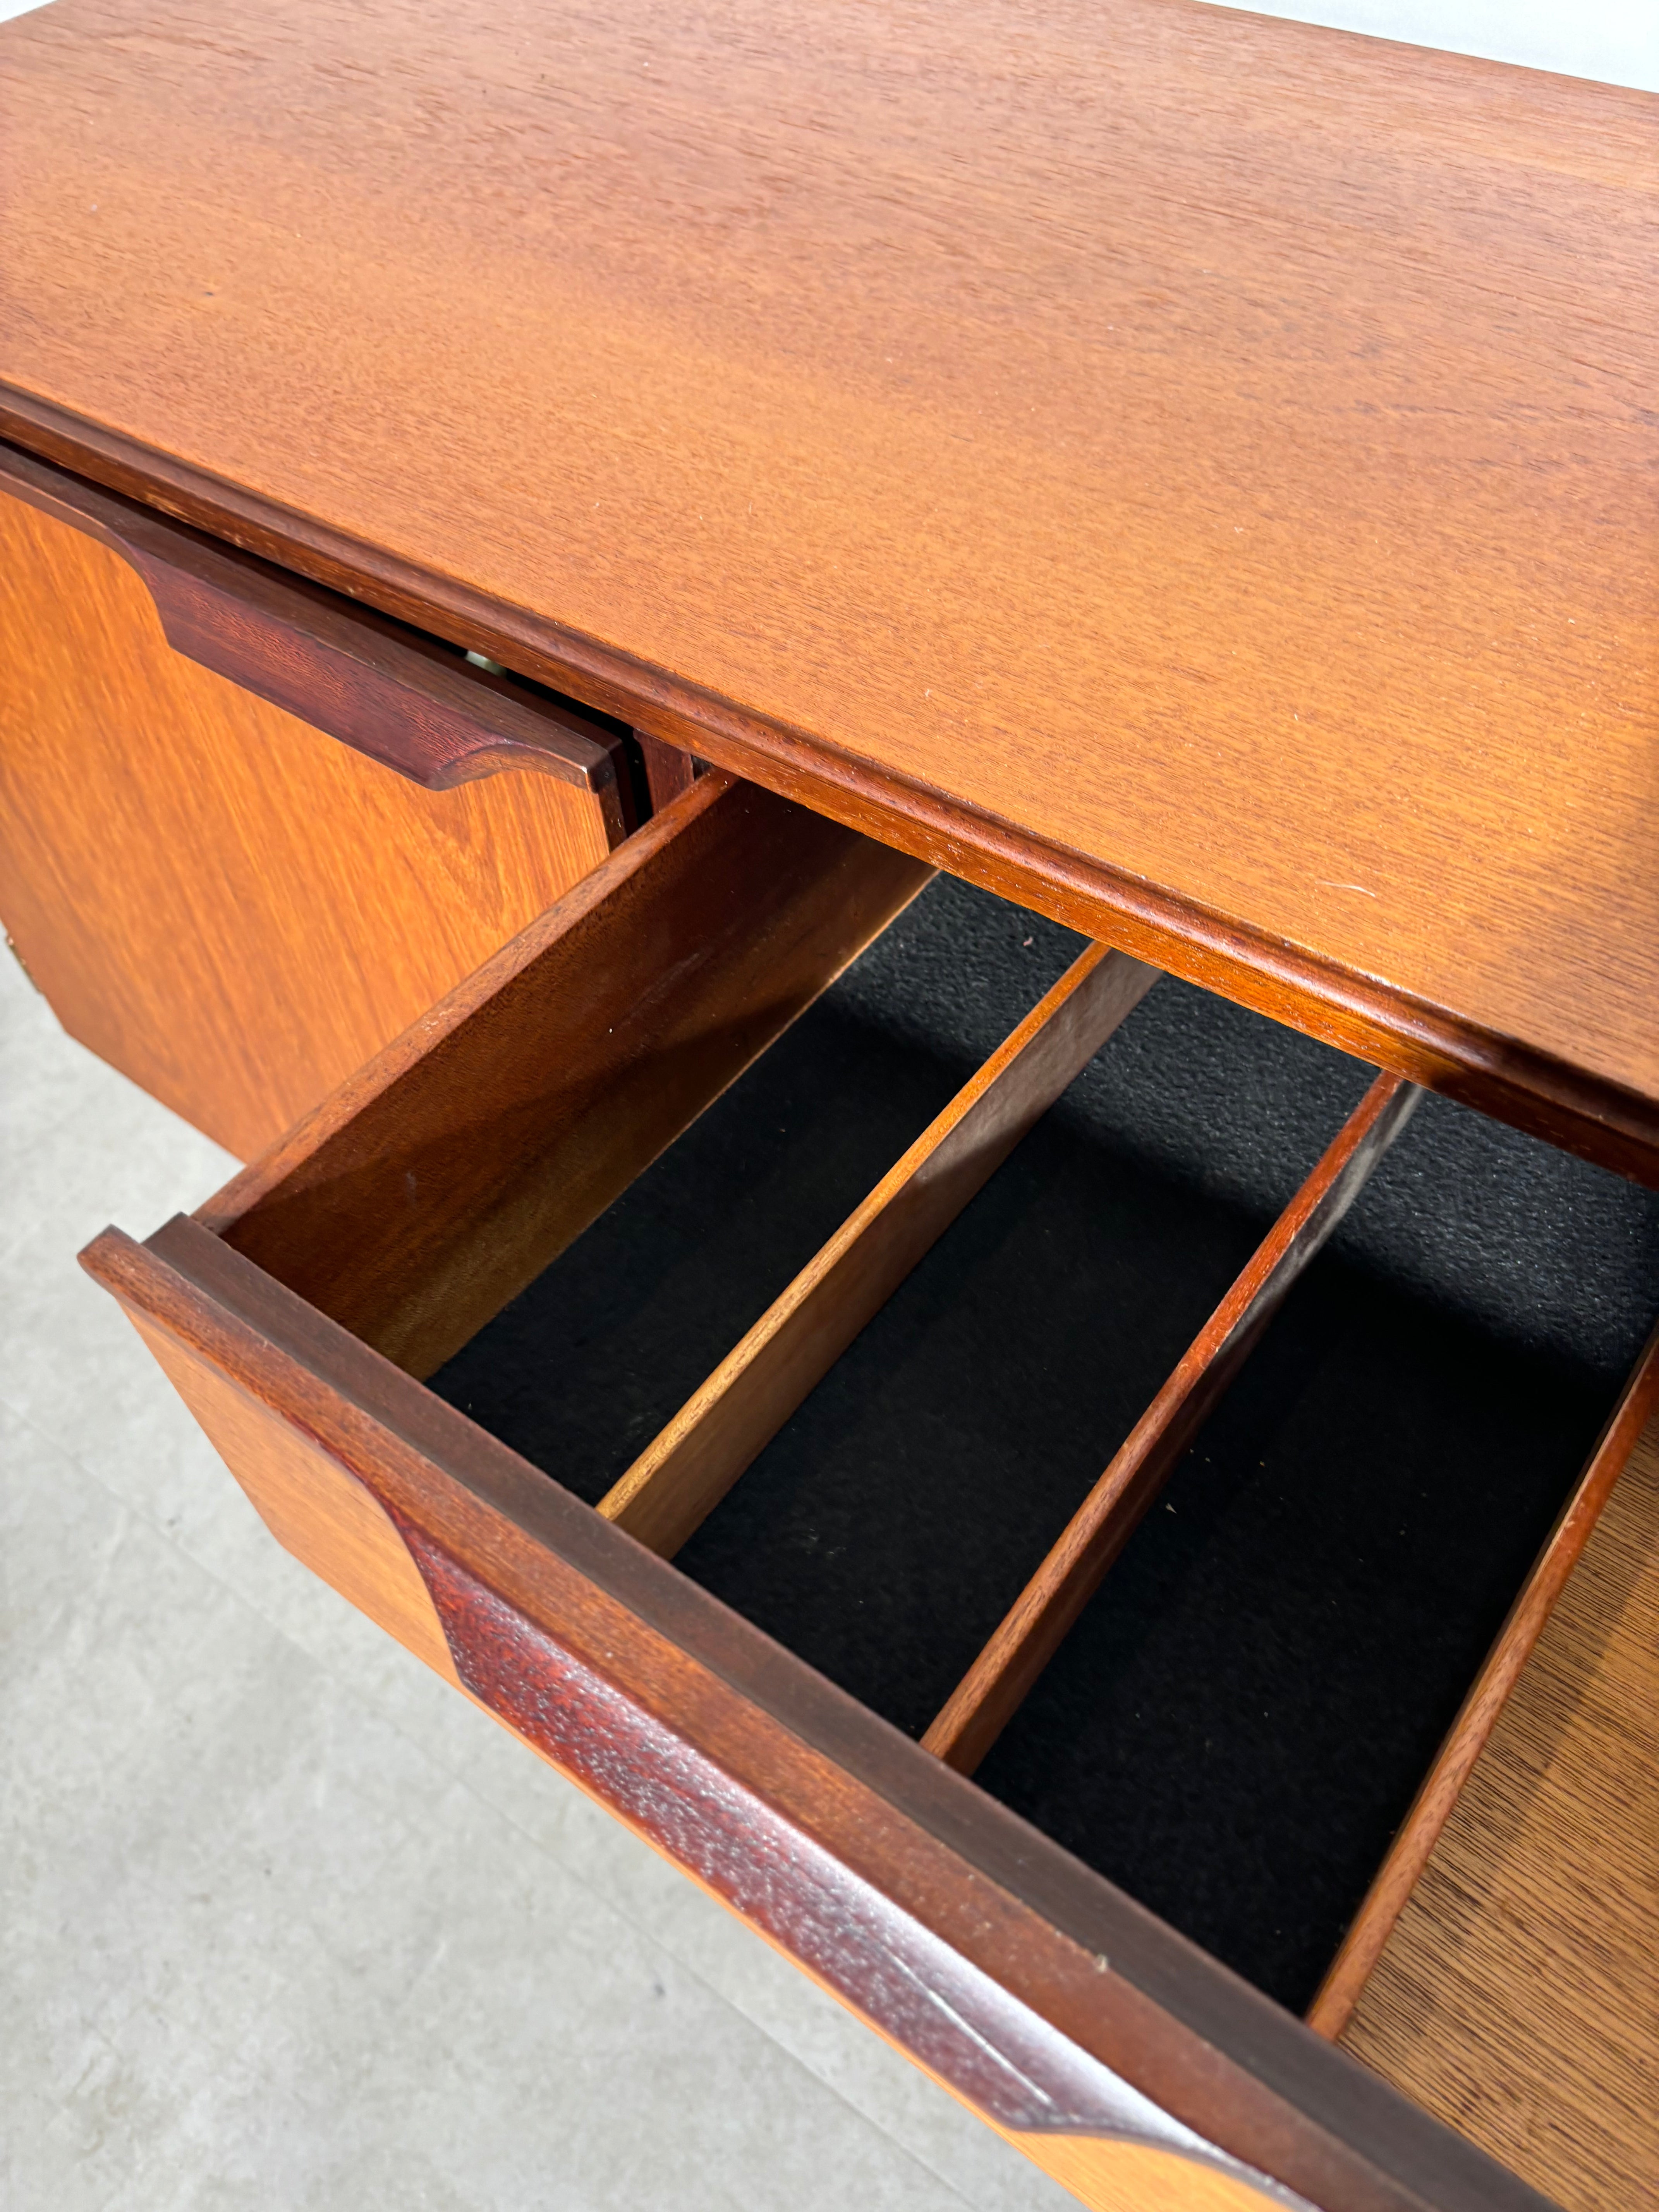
[{"left": 3, "top": 0, "right": 1655, "bottom": 1152}]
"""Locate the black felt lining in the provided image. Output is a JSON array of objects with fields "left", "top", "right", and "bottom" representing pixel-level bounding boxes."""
[
  {"left": 428, "top": 871, "right": 1659, "bottom": 2011},
  {"left": 673, "top": 1107, "right": 1269, "bottom": 1735},
  {"left": 429, "top": 998, "right": 969, "bottom": 1501},
  {"left": 430, "top": 880, "right": 1090, "bottom": 1494},
  {"left": 972, "top": 1260, "right": 1615, "bottom": 2013}
]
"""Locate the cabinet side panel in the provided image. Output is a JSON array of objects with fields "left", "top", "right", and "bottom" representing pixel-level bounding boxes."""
[{"left": 0, "top": 486, "right": 615, "bottom": 1157}]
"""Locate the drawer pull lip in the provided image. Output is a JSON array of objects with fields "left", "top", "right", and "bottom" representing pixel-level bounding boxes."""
[
  {"left": 1305, "top": 1310, "right": 1659, "bottom": 2042},
  {"left": 597, "top": 939, "right": 1161, "bottom": 1558},
  {"left": 922, "top": 1070, "right": 1423, "bottom": 1778},
  {"left": 0, "top": 436, "right": 629, "bottom": 812},
  {"left": 393, "top": 1509, "right": 1318, "bottom": 2210}
]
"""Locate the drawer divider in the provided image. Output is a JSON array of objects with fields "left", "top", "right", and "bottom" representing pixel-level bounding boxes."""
[
  {"left": 597, "top": 943, "right": 1160, "bottom": 1558},
  {"left": 921, "top": 1070, "right": 1422, "bottom": 1776}
]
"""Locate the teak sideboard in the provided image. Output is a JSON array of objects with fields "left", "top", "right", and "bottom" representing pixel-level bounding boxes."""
[{"left": 3, "top": 2, "right": 1656, "bottom": 2208}]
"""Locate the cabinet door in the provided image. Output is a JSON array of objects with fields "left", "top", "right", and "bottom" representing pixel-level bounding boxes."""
[{"left": 0, "top": 451, "right": 632, "bottom": 1159}]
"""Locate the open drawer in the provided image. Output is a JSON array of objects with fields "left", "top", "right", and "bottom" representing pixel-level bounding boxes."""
[{"left": 82, "top": 772, "right": 1659, "bottom": 2212}]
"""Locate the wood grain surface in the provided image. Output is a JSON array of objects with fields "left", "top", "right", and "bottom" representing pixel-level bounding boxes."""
[
  {"left": 80, "top": 1213, "right": 1560, "bottom": 2212},
  {"left": 125, "top": 1309, "right": 463, "bottom": 1687},
  {"left": 600, "top": 941, "right": 1159, "bottom": 1557},
  {"left": 2, "top": 0, "right": 1654, "bottom": 1173},
  {"left": 0, "top": 482, "right": 618, "bottom": 1158},
  {"left": 636, "top": 733, "right": 701, "bottom": 812},
  {"left": 924, "top": 1072, "right": 1422, "bottom": 1773},
  {"left": 1341, "top": 1414, "right": 1659, "bottom": 2211}
]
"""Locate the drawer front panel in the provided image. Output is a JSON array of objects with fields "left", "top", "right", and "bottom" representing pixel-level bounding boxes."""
[
  {"left": 88, "top": 1214, "right": 1517, "bottom": 2212},
  {"left": 125, "top": 1304, "right": 464, "bottom": 1688}
]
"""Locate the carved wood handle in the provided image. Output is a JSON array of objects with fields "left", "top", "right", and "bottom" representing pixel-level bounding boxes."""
[{"left": 0, "top": 436, "right": 629, "bottom": 807}]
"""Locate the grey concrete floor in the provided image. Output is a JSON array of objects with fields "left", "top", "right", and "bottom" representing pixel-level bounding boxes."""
[{"left": 0, "top": 946, "right": 1078, "bottom": 2211}]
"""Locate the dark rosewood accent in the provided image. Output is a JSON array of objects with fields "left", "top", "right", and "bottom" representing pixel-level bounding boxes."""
[
  {"left": 0, "top": 438, "right": 628, "bottom": 819},
  {"left": 924, "top": 1073, "right": 1422, "bottom": 1774},
  {"left": 1307, "top": 1316, "right": 1659, "bottom": 2040},
  {"left": 635, "top": 732, "right": 702, "bottom": 812},
  {"left": 79, "top": 1214, "right": 1557, "bottom": 2212},
  {"left": 3, "top": 392, "right": 1654, "bottom": 1191},
  {"left": 397, "top": 1515, "right": 1295, "bottom": 2186}
]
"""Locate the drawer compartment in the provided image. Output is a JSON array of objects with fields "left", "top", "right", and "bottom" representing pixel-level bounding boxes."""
[{"left": 84, "top": 771, "right": 1659, "bottom": 2212}]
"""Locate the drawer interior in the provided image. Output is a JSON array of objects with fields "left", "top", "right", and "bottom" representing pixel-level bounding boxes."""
[
  {"left": 428, "top": 877, "right": 1323, "bottom": 1699},
  {"left": 208, "top": 775, "right": 1659, "bottom": 2028},
  {"left": 428, "top": 960, "right": 977, "bottom": 1494},
  {"left": 970, "top": 1263, "right": 1613, "bottom": 2010}
]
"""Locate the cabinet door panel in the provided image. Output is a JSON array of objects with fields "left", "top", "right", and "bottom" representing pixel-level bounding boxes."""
[{"left": 0, "top": 477, "right": 625, "bottom": 1158}]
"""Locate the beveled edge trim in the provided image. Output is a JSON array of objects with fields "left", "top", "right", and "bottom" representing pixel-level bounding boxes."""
[
  {"left": 4, "top": 388, "right": 1654, "bottom": 1188},
  {"left": 82, "top": 1212, "right": 1561, "bottom": 2212},
  {"left": 1305, "top": 1315, "right": 1659, "bottom": 2039}
]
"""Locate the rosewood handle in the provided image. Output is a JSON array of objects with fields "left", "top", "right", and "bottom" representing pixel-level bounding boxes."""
[{"left": 0, "top": 437, "right": 627, "bottom": 804}]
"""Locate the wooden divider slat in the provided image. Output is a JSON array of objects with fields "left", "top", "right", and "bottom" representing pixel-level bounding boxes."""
[
  {"left": 921, "top": 1071, "right": 1422, "bottom": 1776},
  {"left": 1305, "top": 1316, "right": 1659, "bottom": 2043},
  {"left": 599, "top": 943, "right": 1160, "bottom": 1557}
]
